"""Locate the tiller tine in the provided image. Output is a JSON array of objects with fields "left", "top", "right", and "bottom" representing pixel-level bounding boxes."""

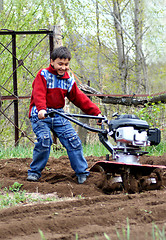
[{"left": 90, "top": 161, "right": 166, "bottom": 193}]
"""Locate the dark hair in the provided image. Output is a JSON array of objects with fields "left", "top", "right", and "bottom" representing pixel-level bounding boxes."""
[{"left": 51, "top": 46, "right": 71, "bottom": 61}]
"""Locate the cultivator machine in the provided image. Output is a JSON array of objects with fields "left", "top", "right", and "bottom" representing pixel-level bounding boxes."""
[{"left": 46, "top": 110, "right": 166, "bottom": 193}]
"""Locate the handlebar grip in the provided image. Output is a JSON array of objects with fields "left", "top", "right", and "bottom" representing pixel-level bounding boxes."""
[{"left": 44, "top": 112, "right": 56, "bottom": 118}]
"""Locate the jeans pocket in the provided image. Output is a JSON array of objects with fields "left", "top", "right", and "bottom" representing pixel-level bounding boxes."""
[
  {"left": 42, "top": 134, "right": 51, "bottom": 147},
  {"left": 68, "top": 134, "right": 81, "bottom": 149}
]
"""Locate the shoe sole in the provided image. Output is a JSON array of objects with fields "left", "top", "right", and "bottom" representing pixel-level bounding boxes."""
[{"left": 27, "top": 177, "right": 39, "bottom": 182}]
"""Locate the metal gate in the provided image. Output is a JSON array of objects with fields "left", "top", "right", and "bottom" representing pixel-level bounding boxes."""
[{"left": 0, "top": 29, "right": 54, "bottom": 146}]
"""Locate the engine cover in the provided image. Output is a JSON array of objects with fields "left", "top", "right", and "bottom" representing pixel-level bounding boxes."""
[
  {"left": 109, "top": 114, "right": 149, "bottom": 131},
  {"left": 115, "top": 126, "right": 148, "bottom": 146},
  {"left": 108, "top": 114, "right": 161, "bottom": 147}
]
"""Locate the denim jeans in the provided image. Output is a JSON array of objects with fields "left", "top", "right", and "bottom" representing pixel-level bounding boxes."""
[{"left": 28, "top": 109, "right": 89, "bottom": 179}]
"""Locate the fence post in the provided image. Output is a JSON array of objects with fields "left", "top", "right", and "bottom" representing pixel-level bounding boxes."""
[
  {"left": 12, "top": 32, "right": 19, "bottom": 146},
  {"left": 49, "top": 31, "right": 54, "bottom": 58}
]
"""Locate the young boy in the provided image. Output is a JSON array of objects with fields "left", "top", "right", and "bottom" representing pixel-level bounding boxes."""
[{"left": 27, "top": 46, "right": 101, "bottom": 184}]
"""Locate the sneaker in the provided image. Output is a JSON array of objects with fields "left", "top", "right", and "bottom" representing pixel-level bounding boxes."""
[
  {"left": 77, "top": 174, "right": 87, "bottom": 184},
  {"left": 27, "top": 175, "right": 39, "bottom": 182}
]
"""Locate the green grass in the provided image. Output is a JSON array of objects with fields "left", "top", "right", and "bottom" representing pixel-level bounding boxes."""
[
  {"left": 0, "top": 144, "right": 66, "bottom": 160},
  {"left": 0, "top": 182, "right": 30, "bottom": 209},
  {"left": 0, "top": 142, "right": 110, "bottom": 160},
  {"left": 82, "top": 142, "right": 110, "bottom": 156},
  {"left": 0, "top": 140, "right": 165, "bottom": 160},
  {"left": 0, "top": 182, "right": 84, "bottom": 209},
  {"left": 0, "top": 145, "right": 33, "bottom": 159},
  {"left": 0, "top": 182, "right": 60, "bottom": 209},
  {"left": 38, "top": 219, "right": 166, "bottom": 240},
  {"left": 103, "top": 220, "right": 166, "bottom": 240},
  {"left": 145, "top": 141, "right": 166, "bottom": 156}
]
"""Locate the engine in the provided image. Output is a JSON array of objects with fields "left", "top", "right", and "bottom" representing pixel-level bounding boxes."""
[{"left": 108, "top": 114, "right": 161, "bottom": 147}]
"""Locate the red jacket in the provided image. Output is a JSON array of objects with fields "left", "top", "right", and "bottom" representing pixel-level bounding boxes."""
[{"left": 29, "top": 64, "right": 101, "bottom": 117}]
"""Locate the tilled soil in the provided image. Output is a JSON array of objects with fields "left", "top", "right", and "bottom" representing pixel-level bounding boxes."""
[{"left": 0, "top": 154, "right": 166, "bottom": 240}]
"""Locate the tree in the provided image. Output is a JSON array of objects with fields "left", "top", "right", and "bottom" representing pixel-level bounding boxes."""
[
  {"left": 112, "top": 0, "right": 128, "bottom": 93},
  {"left": 0, "top": 0, "right": 3, "bottom": 11},
  {"left": 134, "top": 0, "right": 148, "bottom": 93}
]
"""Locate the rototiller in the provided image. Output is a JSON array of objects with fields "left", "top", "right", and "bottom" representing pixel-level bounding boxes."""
[{"left": 45, "top": 110, "right": 166, "bottom": 193}]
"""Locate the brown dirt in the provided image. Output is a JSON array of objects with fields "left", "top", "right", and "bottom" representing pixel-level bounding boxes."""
[{"left": 0, "top": 154, "right": 166, "bottom": 240}]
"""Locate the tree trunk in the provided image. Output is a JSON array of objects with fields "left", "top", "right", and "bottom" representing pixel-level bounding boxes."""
[
  {"left": 134, "top": 0, "right": 148, "bottom": 93},
  {"left": 53, "top": 25, "right": 63, "bottom": 48},
  {"left": 134, "top": 0, "right": 142, "bottom": 93},
  {"left": 59, "top": 0, "right": 89, "bottom": 144},
  {"left": 96, "top": 0, "right": 102, "bottom": 89},
  {"left": 113, "top": 0, "right": 128, "bottom": 93},
  {"left": 0, "top": 0, "right": 3, "bottom": 12}
]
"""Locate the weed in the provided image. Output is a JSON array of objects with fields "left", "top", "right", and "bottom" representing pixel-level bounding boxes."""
[
  {"left": 116, "top": 218, "right": 130, "bottom": 240},
  {"left": 102, "top": 219, "right": 166, "bottom": 240},
  {"left": 9, "top": 182, "right": 23, "bottom": 192},
  {"left": 77, "top": 194, "right": 84, "bottom": 199},
  {"left": 75, "top": 233, "right": 79, "bottom": 240},
  {"left": 104, "top": 233, "right": 111, "bottom": 240},
  {"left": 152, "top": 224, "right": 166, "bottom": 240},
  {"left": 39, "top": 230, "right": 47, "bottom": 240}
]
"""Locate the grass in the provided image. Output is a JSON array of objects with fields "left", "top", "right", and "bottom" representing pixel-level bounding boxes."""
[
  {"left": 145, "top": 141, "right": 166, "bottom": 156},
  {"left": 0, "top": 182, "right": 30, "bottom": 209},
  {"left": 0, "top": 182, "right": 70, "bottom": 209},
  {"left": 0, "top": 182, "right": 57, "bottom": 209},
  {"left": 0, "top": 140, "right": 165, "bottom": 160},
  {"left": 38, "top": 219, "right": 166, "bottom": 240},
  {"left": 102, "top": 223, "right": 166, "bottom": 240},
  {"left": 103, "top": 221, "right": 166, "bottom": 240},
  {"left": 0, "top": 181, "right": 84, "bottom": 209},
  {"left": 0, "top": 142, "right": 110, "bottom": 160},
  {"left": 152, "top": 224, "right": 166, "bottom": 240}
]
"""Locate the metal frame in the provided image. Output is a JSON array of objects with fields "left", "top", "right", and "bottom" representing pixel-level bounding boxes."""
[{"left": 0, "top": 30, "right": 54, "bottom": 145}]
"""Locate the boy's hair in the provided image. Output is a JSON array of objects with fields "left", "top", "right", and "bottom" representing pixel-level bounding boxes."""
[{"left": 51, "top": 46, "right": 71, "bottom": 61}]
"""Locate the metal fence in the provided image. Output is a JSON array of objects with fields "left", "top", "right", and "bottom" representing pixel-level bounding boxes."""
[{"left": 0, "top": 29, "right": 54, "bottom": 146}]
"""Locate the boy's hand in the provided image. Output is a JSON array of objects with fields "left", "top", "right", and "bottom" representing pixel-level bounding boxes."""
[
  {"left": 97, "top": 113, "right": 103, "bottom": 125},
  {"left": 38, "top": 109, "right": 47, "bottom": 119}
]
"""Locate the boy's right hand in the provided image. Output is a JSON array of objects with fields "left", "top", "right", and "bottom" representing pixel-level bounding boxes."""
[
  {"left": 97, "top": 113, "right": 103, "bottom": 126},
  {"left": 38, "top": 109, "right": 47, "bottom": 119}
]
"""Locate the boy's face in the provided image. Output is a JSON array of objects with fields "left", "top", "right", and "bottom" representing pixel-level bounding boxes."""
[{"left": 51, "top": 58, "right": 70, "bottom": 76}]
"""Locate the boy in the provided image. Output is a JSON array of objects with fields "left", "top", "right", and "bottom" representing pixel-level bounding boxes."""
[{"left": 27, "top": 46, "right": 101, "bottom": 184}]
